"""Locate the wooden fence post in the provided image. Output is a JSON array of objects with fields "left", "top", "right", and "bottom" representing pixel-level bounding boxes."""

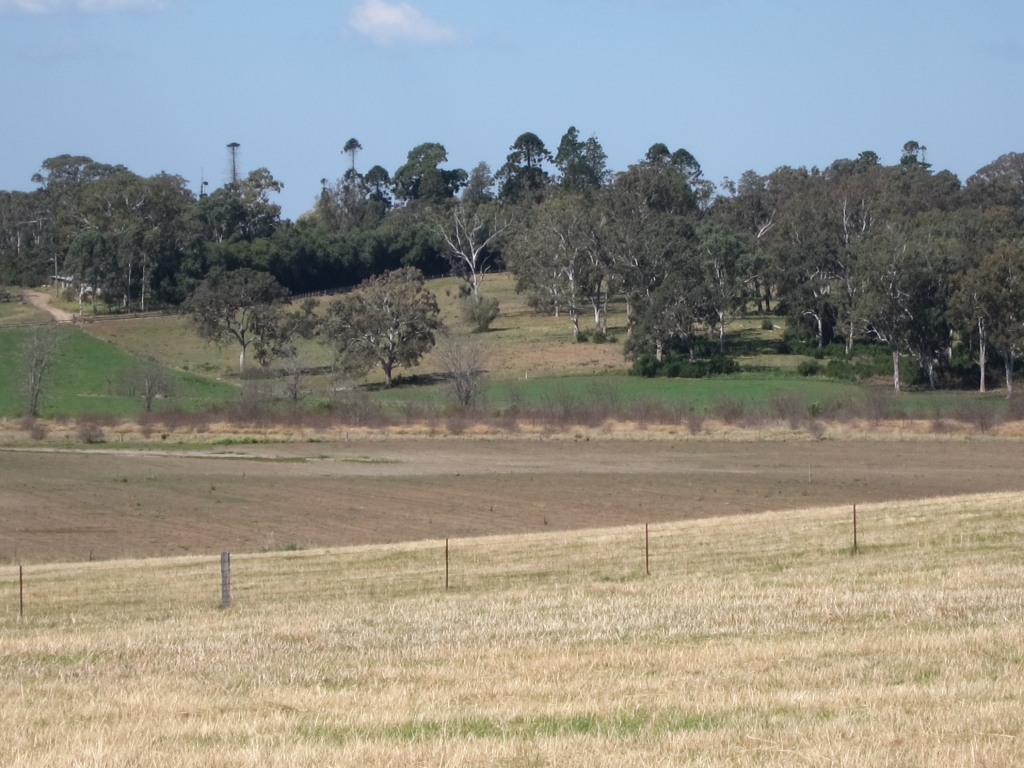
[
  {"left": 445, "top": 539, "right": 450, "bottom": 592},
  {"left": 645, "top": 524, "right": 650, "bottom": 576},
  {"left": 19, "top": 565, "right": 23, "bottom": 619},
  {"left": 220, "top": 552, "right": 231, "bottom": 609},
  {"left": 853, "top": 504, "right": 858, "bottom": 554}
]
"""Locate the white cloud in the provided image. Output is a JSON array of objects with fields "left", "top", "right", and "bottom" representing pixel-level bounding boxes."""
[
  {"left": 349, "top": 0, "right": 461, "bottom": 47},
  {"left": 0, "top": 0, "right": 163, "bottom": 14}
]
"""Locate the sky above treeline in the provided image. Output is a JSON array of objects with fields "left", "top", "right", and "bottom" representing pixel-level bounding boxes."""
[{"left": 1, "top": 0, "right": 1022, "bottom": 220}]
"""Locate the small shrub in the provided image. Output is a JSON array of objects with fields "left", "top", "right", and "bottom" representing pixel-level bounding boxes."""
[
  {"left": 308, "top": 398, "right": 333, "bottom": 414},
  {"left": 806, "top": 420, "right": 826, "bottom": 440},
  {"left": 445, "top": 413, "right": 467, "bottom": 435},
  {"left": 77, "top": 421, "right": 105, "bottom": 444},
  {"left": 864, "top": 390, "right": 896, "bottom": 425},
  {"left": 460, "top": 295, "right": 500, "bottom": 333},
  {"left": 761, "top": 318, "right": 775, "bottom": 331},
  {"left": 797, "top": 360, "right": 821, "bottom": 377},
  {"left": 19, "top": 416, "right": 47, "bottom": 441},
  {"left": 713, "top": 397, "right": 745, "bottom": 425},
  {"left": 631, "top": 353, "right": 660, "bottom": 377},
  {"left": 679, "top": 411, "right": 704, "bottom": 436},
  {"left": 1005, "top": 393, "right": 1024, "bottom": 422},
  {"left": 771, "top": 393, "right": 806, "bottom": 429},
  {"left": 953, "top": 400, "right": 997, "bottom": 434}
]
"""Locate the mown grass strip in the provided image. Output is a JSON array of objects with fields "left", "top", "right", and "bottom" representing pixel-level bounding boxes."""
[{"left": 296, "top": 709, "right": 725, "bottom": 744}]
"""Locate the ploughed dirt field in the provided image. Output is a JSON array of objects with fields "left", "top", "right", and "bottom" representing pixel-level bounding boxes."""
[{"left": 2, "top": 439, "right": 1024, "bottom": 563}]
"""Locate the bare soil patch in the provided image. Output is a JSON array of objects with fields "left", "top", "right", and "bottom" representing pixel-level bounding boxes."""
[
  {"left": 23, "top": 289, "right": 74, "bottom": 323},
  {"left": 3, "top": 439, "right": 1023, "bottom": 563}
]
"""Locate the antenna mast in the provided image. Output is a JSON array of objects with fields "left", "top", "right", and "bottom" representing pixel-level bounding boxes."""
[{"left": 226, "top": 142, "right": 241, "bottom": 186}]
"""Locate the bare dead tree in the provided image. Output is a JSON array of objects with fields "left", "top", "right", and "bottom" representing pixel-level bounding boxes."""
[
  {"left": 433, "top": 200, "right": 511, "bottom": 297},
  {"left": 21, "top": 325, "right": 64, "bottom": 417},
  {"left": 437, "top": 333, "right": 488, "bottom": 407},
  {"left": 121, "top": 359, "right": 175, "bottom": 412},
  {"left": 277, "top": 348, "right": 308, "bottom": 404}
]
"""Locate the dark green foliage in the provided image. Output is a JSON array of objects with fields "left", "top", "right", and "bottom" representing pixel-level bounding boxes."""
[
  {"left": 797, "top": 360, "right": 821, "bottom": 377},
  {"left": 631, "top": 353, "right": 740, "bottom": 379},
  {"left": 496, "top": 132, "right": 553, "bottom": 202},
  {"left": 392, "top": 143, "right": 467, "bottom": 203}
]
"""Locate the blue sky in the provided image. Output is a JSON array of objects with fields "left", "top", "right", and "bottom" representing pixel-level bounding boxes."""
[{"left": 1, "top": 0, "right": 1022, "bottom": 219}]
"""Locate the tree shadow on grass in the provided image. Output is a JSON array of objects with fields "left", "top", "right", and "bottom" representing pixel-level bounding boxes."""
[{"left": 361, "top": 373, "right": 449, "bottom": 392}]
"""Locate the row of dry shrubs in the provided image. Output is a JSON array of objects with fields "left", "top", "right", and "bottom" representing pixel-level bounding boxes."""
[{"left": 15, "top": 387, "right": 1024, "bottom": 441}]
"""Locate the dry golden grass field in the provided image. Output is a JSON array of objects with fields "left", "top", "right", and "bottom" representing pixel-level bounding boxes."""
[
  {"left": 1, "top": 490, "right": 1022, "bottom": 766},
  {"left": 4, "top": 439, "right": 1024, "bottom": 563}
]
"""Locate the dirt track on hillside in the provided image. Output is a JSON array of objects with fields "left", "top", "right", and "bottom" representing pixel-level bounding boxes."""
[
  {"left": 2, "top": 439, "right": 1023, "bottom": 563},
  {"left": 23, "top": 290, "right": 74, "bottom": 323}
]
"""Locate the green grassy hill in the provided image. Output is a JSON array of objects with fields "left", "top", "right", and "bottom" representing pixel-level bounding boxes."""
[{"left": 0, "top": 326, "right": 237, "bottom": 418}]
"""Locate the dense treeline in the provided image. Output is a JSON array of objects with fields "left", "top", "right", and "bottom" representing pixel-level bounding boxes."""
[
  {"left": 1, "top": 133, "right": 1022, "bottom": 392},
  {"left": 0, "top": 150, "right": 450, "bottom": 306}
]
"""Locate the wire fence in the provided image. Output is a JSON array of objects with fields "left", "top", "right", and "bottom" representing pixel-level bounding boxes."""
[{"left": 4, "top": 507, "right": 871, "bottom": 623}]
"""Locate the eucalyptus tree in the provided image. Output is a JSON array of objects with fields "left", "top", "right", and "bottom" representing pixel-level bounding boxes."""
[
  {"left": 234, "top": 168, "right": 284, "bottom": 240},
  {"left": 504, "top": 192, "right": 605, "bottom": 339},
  {"left": 603, "top": 158, "right": 698, "bottom": 347},
  {"left": 627, "top": 250, "right": 706, "bottom": 362},
  {"left": 29, "top": 155, "right": 126, "bottom": 281},
  {"left": 770, "top": 166, "right": 839, "bottom": 348},
  {"left": 963, "top": 152, "right": 1024, "bottom": 242},
  {"left": 0, "top": 190, "right": 48, "bottom": 284},
  {"left": 902, "top": 218, "right": 957, "bottom": 390},
  {"left": 183, "top": 268, "right": 290, "bottom": 374},
  {"left": 695, "top": 223, "right": 750, "bottom": 354},
  {"left": 857, "top": 228, "right": 919, "bottom": 391},
  {"left": 432, "top": 192, "right": 511, "bottom": 297},
  {"left": 822, "top": 153, "right": 885, "bottom": 354},
  {"left": 75, "top": 169, "right": 155, "bottom": 309},
  {"left": 62, "top": 169, "right": 196, "bottom": 311},
  {"left": 322, "top": 267, "right": 441, "bottom": 387},
  {"left": 64, "top": 229, "right": 113, "bottom": 312},
  {"left": 982, "top": 241, "right": 1024, "bottom": 395},
  {"left": 951, "top": 239, "right": 1024, "bottom": 394},
  {"left": 715, "top": 169, "right": 782, "bottom": 313}
]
